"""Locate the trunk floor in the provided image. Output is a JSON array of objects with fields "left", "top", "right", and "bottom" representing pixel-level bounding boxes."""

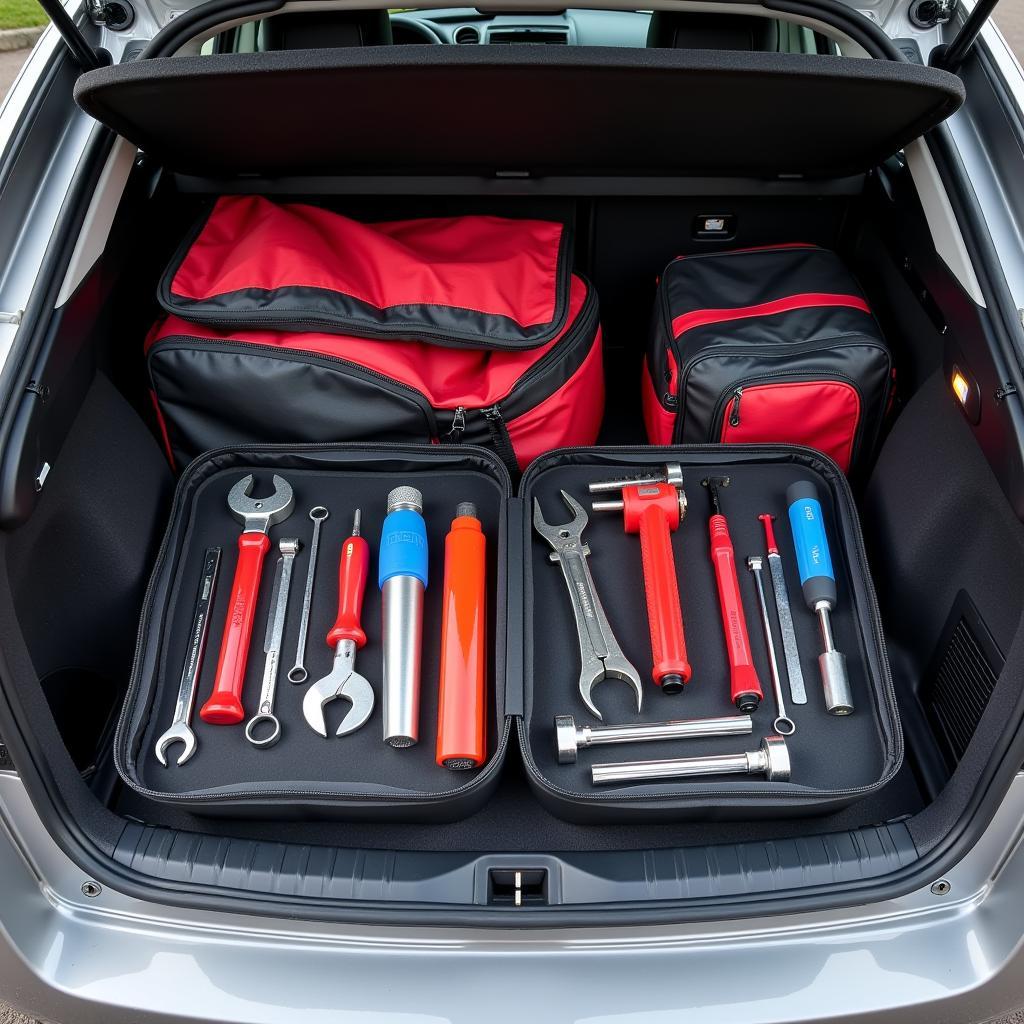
[{"left": 112, "top": 736, "right": 925, "bottom": 853}]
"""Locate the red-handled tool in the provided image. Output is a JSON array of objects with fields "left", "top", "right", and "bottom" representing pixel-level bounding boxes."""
[
  {"left": 703, "top": 476, "right": 763, "bottom": 712},
  {"left": 302, "top": 510, "right": 376, "bottom": 737},
  {"left": 200, "top": 474, "right": 294, "bottom": 725},
  {"left": 328, "top": 511, "right": 370, "bottom": 650},
  {"left": 590, "top": 463, "right": 691, "bottom": 693}
]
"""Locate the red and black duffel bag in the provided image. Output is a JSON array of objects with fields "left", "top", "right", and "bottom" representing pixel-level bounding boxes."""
[
  {"left": 147, "top": 196, "right": 604, "bottom": 471},
  {"left": 642, "top": 244, "right": 892, "bottom": 474}
]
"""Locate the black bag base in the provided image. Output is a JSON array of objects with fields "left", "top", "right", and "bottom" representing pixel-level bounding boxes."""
[
  {"left": 116, "top": 445, "right": 511, "bottom": 822},
  {"left": 519, "top": 447, "right": 902, "bottom": 824}
]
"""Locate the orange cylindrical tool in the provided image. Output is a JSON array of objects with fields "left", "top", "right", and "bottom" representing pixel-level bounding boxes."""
[{"left": 436, "top": 502, "right": 487, "bottom": 770}]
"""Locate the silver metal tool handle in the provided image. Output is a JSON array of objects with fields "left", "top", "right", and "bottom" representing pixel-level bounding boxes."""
[
  {"left": 382, "top": 574, "right": 424, "bottom": 747},
  {"left": 766, "top": 551, "right": 808, "bottom": 705},
  {"left": 247, "top": 539, "right": 299, "bottom": 748},
  {"left": 591, "top": 735, "right": 791, "bottom": 785},
  {"left": 580, "top": 715, "right": 752, "bottom": 748},
  {"left": 748, "top": 557, "right": 796, "bottom": 736},
  {"left": 816, "top": 603, "right": 854, "bottom": 715},
  {"left": 555, "top": 541, "right": 618, "bottom": 665},
  {"left": 288, "top": 506, "right": 329, "bottom": 684},
  {"left": 593, "top": 750, "right": 751, "bottom": 783}
]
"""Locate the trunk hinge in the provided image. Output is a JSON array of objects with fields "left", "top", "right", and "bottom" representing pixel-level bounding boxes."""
[{"left": 36, "top": 0, "right": 107, "bottom": 72}]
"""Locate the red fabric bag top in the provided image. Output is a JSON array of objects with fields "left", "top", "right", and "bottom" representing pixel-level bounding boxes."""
[
  {"left": 160, "top": 196, "right": 573, "bottom": 350},
  {"left": 148, "top": 276, "right": 591, "bottom": 411}
]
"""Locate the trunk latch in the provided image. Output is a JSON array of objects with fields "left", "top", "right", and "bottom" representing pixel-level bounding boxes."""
[{"left": 488, "top": 868, "right": 549, "bottom": 907}]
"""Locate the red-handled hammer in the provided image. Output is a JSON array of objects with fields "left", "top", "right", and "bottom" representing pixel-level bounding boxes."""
[{"left": 590, "top": 463, "right": 692, "bottom": 693}]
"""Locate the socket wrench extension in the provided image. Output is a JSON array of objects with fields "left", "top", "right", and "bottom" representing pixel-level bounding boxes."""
[
  {"left": 786, "top": 482, "right": 854, "bottom": 715},
  {"left": 380, "top": 487, "right": 428, "bottom": 747},
  {"left": 555, "top": 712, "right": 752, "bottom": 764},
  {"left": 591, "top": 734, "right": 791, "bottom": 785}
]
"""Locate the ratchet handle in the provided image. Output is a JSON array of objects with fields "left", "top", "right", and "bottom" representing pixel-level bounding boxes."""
[
  {"left": 201, "top": 531, "right": 270, "bottom": 725},
  {"left": 637, "top": 505, "right": 691, "bottom": 691},
  {"left": 709, "top": 514, "right": 763, "bottom": 711},
  {"left": 327, "top": 534, "right": 369, "bottom": 648}
]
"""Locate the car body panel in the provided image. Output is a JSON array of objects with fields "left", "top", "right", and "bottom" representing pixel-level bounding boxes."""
[{"left": 3, "top": 768, "right": 1024, "bottom": 1023}]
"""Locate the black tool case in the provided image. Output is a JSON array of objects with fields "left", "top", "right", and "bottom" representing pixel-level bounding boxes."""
[{"left": 116, "top": 443, "right": 901, "bottom": 822}]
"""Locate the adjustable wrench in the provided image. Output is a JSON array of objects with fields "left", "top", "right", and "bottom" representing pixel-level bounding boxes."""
[
  {"left": 154, "top": 547, "right": 221, "bottom": 766},
  {"left": 201, "top": 474, "right": 294, "bottom": 725},
  {"left": 533, "top": 490, "right": 643, "bottom": 721}
]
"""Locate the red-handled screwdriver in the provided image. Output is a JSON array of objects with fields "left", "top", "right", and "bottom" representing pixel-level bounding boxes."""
[
  {"left": 301, "top": 510, "right": 375, "bottom": 737},
  {"left": 703, "top": 477, "right": 763, "bottom": 712},
  {"left": 329, "top": 510, "right": 370, "bottom": 651}
]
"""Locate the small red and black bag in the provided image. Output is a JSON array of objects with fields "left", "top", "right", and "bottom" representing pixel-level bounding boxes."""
[
  {"left": 642, "top": 244, "right": 892, "bottom": 474},
  {"left": 147, "top": 196, "right": 604, "bottom": 471}
]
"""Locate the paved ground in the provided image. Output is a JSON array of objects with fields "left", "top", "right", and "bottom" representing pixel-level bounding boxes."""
[
  {"left": 0, "top": 47, "right": 28, "bottom": 100},
  {"left": 0, "top": 6, "right": 1023, "bottom": 1024}
]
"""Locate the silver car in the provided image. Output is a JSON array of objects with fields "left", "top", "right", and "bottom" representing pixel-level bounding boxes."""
[{"left": 2, "top": 0, "right": 1024, "bottom": 1020}]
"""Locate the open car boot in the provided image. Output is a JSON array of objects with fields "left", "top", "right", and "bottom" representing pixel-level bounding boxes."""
[{"left": 4, "top": 2, "right": 1024, "bottom": 1018}]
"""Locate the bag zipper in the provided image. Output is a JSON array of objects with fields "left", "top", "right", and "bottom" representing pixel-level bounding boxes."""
[
  {"left": 115, "top": 441, "right": 513, "bottom": 807},
  {"left": 439, "top": 282, "right": 600, "bottom": 465},
  {"left": 516, "top": 443, "right": 902, "bottom": 805},
  {"left": 709, "top": 370, "right": 864, "bottom": 449},
  {"left": 671, "top": 336, "right": 888, "bottom": 445},
  {"left": 149, "top": 336, "right": 442, "bottom": 439}
]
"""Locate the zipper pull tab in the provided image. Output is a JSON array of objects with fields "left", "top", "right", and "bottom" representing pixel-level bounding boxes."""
[
  {"left": 445, "top": 406, "right": 466, "bottom": 443},
  {"left": 729, "top": 387, "right": 743, "bottom": 427}
]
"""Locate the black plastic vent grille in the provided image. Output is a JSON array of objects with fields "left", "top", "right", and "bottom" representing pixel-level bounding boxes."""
[{"left": 924, "top": 591, "right": 1003, "bottom": 770}]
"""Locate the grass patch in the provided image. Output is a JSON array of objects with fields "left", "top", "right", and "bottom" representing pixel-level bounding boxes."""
[{"left": 0, "top": 0, "right": 46, "bottom": 31}]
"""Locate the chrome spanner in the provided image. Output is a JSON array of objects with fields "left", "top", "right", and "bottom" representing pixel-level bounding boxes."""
[
  {"left": 759, "top": 514, "right": 807, "bottom": 704},
  {"left": 747, "top": 556, "right": 796, "bottom": 736},
  {"left": 154, "top": 547, "right": 221, "bottom": 766},
  {"left": 288, "top": 506, "right": 329, "bottom": 685},
  {"left": 245, "top": 537, "right": 301, "bottom": 748},
  {"left": 533, "top": 490, "right": 643, "bottom": 721}
]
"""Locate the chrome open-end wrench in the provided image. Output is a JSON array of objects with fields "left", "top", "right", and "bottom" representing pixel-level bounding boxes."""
[
  {"left": 288, "top": 506, "right": 330, "bottom": 685},
  {"left": 533, "top": 490, "right": 643, "bottom": 721},
  {"left": 154, "top": 547, "right": 221, "bottom": 766},
  {"left": 747, "top": 556, "right": 796, "bottom": 736},
  {"left": 245, "top": 537, "right": 301, "bottom": 748}
]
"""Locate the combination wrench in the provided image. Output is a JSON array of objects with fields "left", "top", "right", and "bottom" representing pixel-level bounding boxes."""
[
  {"left": 154, "top": 547, "right": 221, "bottom": 766},
  {"left": 747, "top": 555, "right": 796, "bottom": 736},
  {"left": 200, "top": 474, "right": 294, "bottom": 724},
  {"left": 288, "top": 505, "right": 330, "bottom": 685},
  {"left": 245, "top": 537, "right": 301, "bottom": 748}
]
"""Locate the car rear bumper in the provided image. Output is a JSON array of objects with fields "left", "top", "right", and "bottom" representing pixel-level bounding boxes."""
[{"left": 3, "top": 771, "right": 1024, "bottom": 1024}]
